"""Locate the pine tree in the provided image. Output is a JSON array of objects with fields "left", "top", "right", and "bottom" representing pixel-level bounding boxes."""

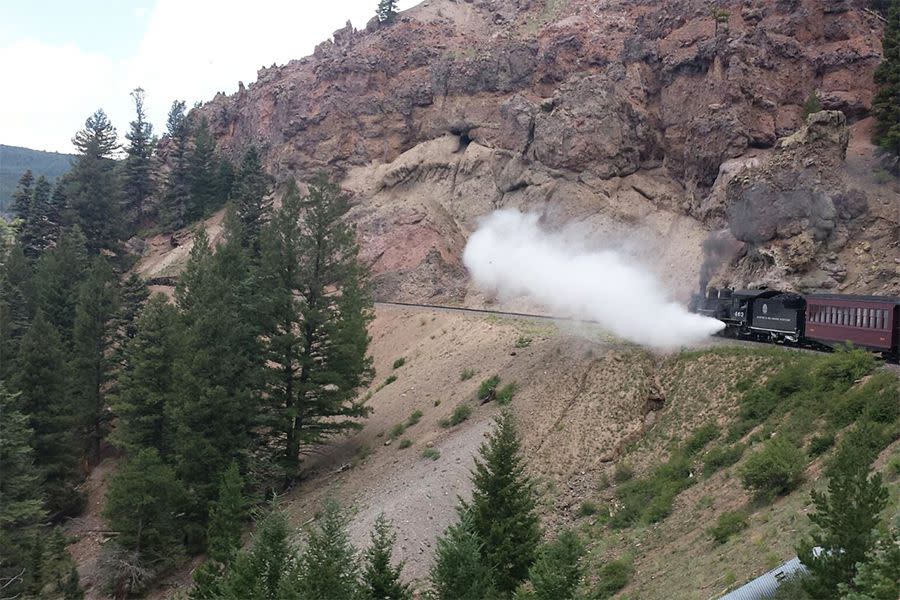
[
  {"left": 0, "top": 243, "right": 34, "bottom": 380},
  {"left": 103, "top": 448, "right": 186, "bottom": 564},
  {"left": 187, "top": 117, "right": 219, "bottom": 221},
  {"left": 518, "top": 530, "right": 585, "bottom": 600},
  {"left": 461, "top": 410, "right": 541, "bottom": 594},
  {"left": 361, "top": 514, "right": 411, "bottom": 600},
  {"left": 839, "top": 531, "right": 900, "bottom": 600},
  {"left": 71, "top": 257, "right": 119, "bottom": 462},
  {"left": 11, "top": 169, "right": 35, "bottom": 219},
  {"left": 13, "top": 311, "right": 82, "bottom": 517},
  {"left": 206, "top": 462, "right": 246, "bottom": 564},
  {"left": 17, "top": 176, "right": 56, "bottom": 258},
  {"left": 873, "top": 0, "right": 900, "bottom": 155},
  {"left": 32, "top": 226, "right": 89, "bottom": 348},
  {"left": 216, "top": 158, "right": 235, "bottom": 204},
  {"left": 123, "top": 88, "right": 156, "bottom": 230},
  {"left": 798, "top": 424, "right": 890, "bottom": 598},
  {"left": 293, "top": 501, "right": 360, "bottom": 600},
  {"left": 258, "top": 177, "right": 373, "bottom": 478},
  {"left": 233, "top": 147, "right": 272, "bottom": 256},
  {"left": 430, "top": 517, "right": 496, "bottom": 600},
  {"left": 216, "top": 506, "right": 299, "bottom": 600},
  {"left": 113, "top": 272, "right": 150, "bottom": 356},
  {"left": 0, "top": 384, "right": 46, "bottom": 599},
  {"left": 65, "top": 109, "right": 122, "bottom": 253},
  {"left": 162, "top": 100, "right": 191, "bottom": 230},
  {"left": 111, "top": 294, "right": 180, "bottom": 456},
  {"left": 377, "top": 0, "right": 399, "bottom": 23}
]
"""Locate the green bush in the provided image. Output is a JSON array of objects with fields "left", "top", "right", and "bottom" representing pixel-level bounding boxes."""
[
  {"left": 708, "top": 511, "right": 748, "bottom": 544},
  {"left": 398, "top": 438, "right": 412, "bottom": 449},
  {"left": 807, "top": 433, "right": 835, "bottom": 457},
  {"left": 478, "top": 375, "right": 501, "bottom": 400},
  {"left": 613, "top": 462, "right": 634, "bottom": 483},
  {"left": 388, "top": 423, "right": 406, "bottom": 439},
  {"left": 593, "top": 558, "right": 632, "bottom": 598},
  {"left": 683, "top": 423, "right": 721, "bottom": 456},
  {"left": 740, "top": 437, "right": 805, "bottom": 499},
  {"left": 576, "top": 501, "right": 599, "bottom": 518},
  {"left": 449, "top": 404, "right": 472, "bottom": 426},
  {"left": 392, "top": 356, "right": 406, "bottom": 369},
  {"left": 703, "top": 444, "right": 745, "bottom": 477},
  {"left": 515, "top": 336, "right": 532, "bottom": 348},
  {"left": 813, "top": 347, "right": 875, "bottom": 389},
  {"left": 382, "top": 374, "right": 397, "bottom": 387},
  {"left": 611, "top": 455, "right": 693, "bottom": 527},
  {"left": 460, "top": 368, "right": 475, "bottom": 381},
  {"left": 406, "top": 410, "right": 423, "bottom": 427},
  {"left": 496, "top": 382, "right": 518, "bottom": 406},
  {"left": 422, "top": 447, "right": 440, "bottom": 461}
]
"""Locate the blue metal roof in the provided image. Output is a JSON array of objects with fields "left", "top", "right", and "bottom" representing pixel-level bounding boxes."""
[{"left": 717, "top": 556, "right": 808, "bottom": 600}]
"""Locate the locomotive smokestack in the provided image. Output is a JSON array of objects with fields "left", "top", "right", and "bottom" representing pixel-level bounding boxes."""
[
  {"left": 698, "top": 230, "right": 744, "bottom": 295},
  {"left": 463, "top": 210, "right": 725, "bottom": 349}
]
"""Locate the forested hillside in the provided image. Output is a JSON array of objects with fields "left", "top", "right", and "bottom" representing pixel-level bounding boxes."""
[{"left": 0, "top": 145, "right": 75, "bottom": 215}]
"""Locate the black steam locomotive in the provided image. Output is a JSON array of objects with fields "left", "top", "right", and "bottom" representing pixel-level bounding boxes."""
[{"left": 693, "top": 288, "right": 900, "bottom": 362}]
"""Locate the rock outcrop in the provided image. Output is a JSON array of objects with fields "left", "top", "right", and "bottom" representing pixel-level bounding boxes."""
[{"left": 189, "top": 0, "right": 897, "bottom": 301}]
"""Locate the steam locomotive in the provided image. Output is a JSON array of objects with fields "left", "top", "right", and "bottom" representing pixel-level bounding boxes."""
[{"left": 692, "top": 288, "right": 900, "bottom": 362}]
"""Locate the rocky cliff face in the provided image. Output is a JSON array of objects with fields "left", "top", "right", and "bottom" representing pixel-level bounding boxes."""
[{"left": 191, "top": 0, "right": 898, "bottom": 302}]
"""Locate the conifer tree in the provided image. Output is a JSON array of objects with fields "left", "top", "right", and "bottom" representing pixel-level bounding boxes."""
[
  {"left": 103, "top": 448, "right": 186, "bottom": 565},
  {"left": 114, "top": 272, "right": 150, "bottom": 354},
  {"left": 377, "top": 0, "right": 399, "bottom": 23},
  {"left": 11, "top": 169, "right": 35, "bottom": 218},
  {"left": 206, "top": 462, "right": 246, "bottom": 564},
  {"left": 258, "top": 176, "right": 373, "bottom": 478},
  {"left": 518, "top": 530, "right": 585, "bottom": 600},
  {"left": 13, "top": 311, "right": 82, "bottom": 516},
  {"left": 798, "top": 424, "right": 890, "bottom": 598},
  {"left": 216, "top": 158, "right": 235, "bottom": 204},
  {"left": 65, "top": 109, "right": 122, "bottom": 253},
  {"left": 123, "top": 88, "right": 156, "bottom": 230},
  {"left": 111, "top": 294, "right": 180, "bottom": 456},
  {"left": 162, "top": 100, "right": 191, "bottom": 230},
  {"left": 17, "top": 176, "right": 56, "bottom": 258},
  {"left": 361, "top": 514, "right": 412, "bottom": 600},
  {"left": 217, "top": 506, "right": 298, "bottom": 600},
  {"left": 233, "top": 147, "right": 272, "bottom": 256},
  {"left": 293, "top": 501, "right": 360, "bottom": 600},
  {"left": 187, "top": 117, "right": 219, "bottom": 221},
  {"left": 873, "top": 0, "right": 900, "bottom": 155},
  {"left": 71, "top": 257, "right": 119, "bottom": 462},
  {"left": 840, "top": 531, "right": 900, "bottom": 600},
  {"left": 0, "top": 243, "right": 34, "bottom": 380},
  {"left": 32, "top": 226, "right": 89, "bottom": 348},
  {"left": 0, "top": 384, "right": 46, "bottom": 598},
  {"left": 461, "top": 410, "right": 540, "bottom": 594},
  {"left": 430, "top": 517, "right": 496, "bottom": 600}
]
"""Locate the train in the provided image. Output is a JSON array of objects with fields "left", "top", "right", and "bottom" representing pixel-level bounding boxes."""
[{"left": 692, "top": 288, "right": 900, "bottom": 362}]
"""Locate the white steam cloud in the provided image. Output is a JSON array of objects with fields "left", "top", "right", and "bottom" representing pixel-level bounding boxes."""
[{"left": 463, "top": 210, "right": 725, "bottom": 349}]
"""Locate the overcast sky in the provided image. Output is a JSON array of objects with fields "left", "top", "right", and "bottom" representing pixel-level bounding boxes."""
[{"left": 1, "top": 0, "right": 418, "bottom": 153}]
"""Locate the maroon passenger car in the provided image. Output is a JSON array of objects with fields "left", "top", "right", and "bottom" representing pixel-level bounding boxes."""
[{"left": 805, "top": 294, "right": 900, "bottom": 359}]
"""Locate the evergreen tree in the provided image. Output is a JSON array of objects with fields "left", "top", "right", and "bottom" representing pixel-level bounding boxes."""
[
  {"left": 0, "top": 384, "right": 46, "bottom": 599},
  {"left": 517, "top": 530, "right": 585, "bottom": 600},
  {"left": 111, "top": 294, "right": 180, "bottom": 455},
  {"left": 798, "top": 425, "right": 890, "bottom": 598},
  {"left": 839, "top": 531, "right": 900, "bottom": 600},
  {"left": 71, "top": 257, "right": 119, "bottom": 462},
  {"left": 873, "top": 0, "right": 900, "bottom": 155},
  {"left": 461, "top": 410, "right": 541, "bottom": 594},
  {"left": 17, "top": 176, "right": 56, "bottom": 258},
  {"left": 113, "top": 272, "right": 150, "bottom": 358},
  {"left": 32, "top": 226, "right": 89, "bottom": 347},
  {"left": 103, "top": 448, "right": 186, "bottom": 565},
  {"left": 430, "top": 517, "right": 496, "bottom": 600},
  {"left": 377, "top": 0, "right": 399, "bottom": 23},
  {"left": 0, "top": 243, "right": 34, "bottom": 380},
  {"left": 216, "top": 507, "right": 298, "bottom": 600},
  {"left": 361, "top": 514, "right": 411, "bottom": 600},
  {"left": 206, "top": 462, "right": 247, "bottom": 564},
  {"left": 258, "top": 177, "right": 373, "bottom": 478},
  {"left": 11, "top": 169, "right": 35, "bottom": 218},
  {"left": 187, "top": 117, "right": 219, "bottom": 221},
  {"left": 293, "top": 501, "right": 360, "bottom": 600},
  {"left": 123, "top": 88, "right": 156, "bottom": 230},
  {"left": 216, "top": 158, "right": 235, "bottom": 204},
  {"left": 65, "top": 109, "right": 122, "bottom": 253},
  {"left": 13, "top": 311, "right": 82, "bottom": 516},
  {"left": 233, "top": 147, "right": 272, "bottom": 256},
  {"left": 162, "top": 100, "right": 191, "bottom": 230}
]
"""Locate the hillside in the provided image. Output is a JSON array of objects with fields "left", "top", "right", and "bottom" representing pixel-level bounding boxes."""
[{"left": 0, "top": 144, "right": 75, "bottom": 214}]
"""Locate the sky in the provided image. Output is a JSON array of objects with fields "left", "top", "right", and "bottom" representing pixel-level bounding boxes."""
[{"left": 0, "top": 0, "right": 418, "bottom": 154}]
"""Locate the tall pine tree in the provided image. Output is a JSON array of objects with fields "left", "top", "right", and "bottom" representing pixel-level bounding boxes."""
[
  {"left": 11, "top": 169, "right": 35, "bottom": 219},
  {"left": 258, "top": 177, "right": 373, "bottom": 478},
  {"left": 17, "top": 176, "right": 57, "bottom": 259},
  {"left": 361, "top": 514, "right": 411, "bottom": 600},
  {"left": 187, "top": 117, "right": 219, "bottom": 221},
  {"left": 430, "top": 516, "right": 496, "bottom": 600},
  {"left": 123, "top": 88, "right": 156, "bottom": 231},
  {"left": 32, "top": 227, "right": 89, "bottom": 348},
  {"left": 161, "top": 101, "right": 191, "bottom": 230},
  {"left": 0, "top": 243, "right": 34, "bottom": 380},
  {"left": 292, "top": 501, "right": 360, "bottom": 600},
  {"left": 233, "top": 147, "right": 272, "bottom": 256},
  {"left": 873, "top": 0, "right": 900, "bottom": 155}
]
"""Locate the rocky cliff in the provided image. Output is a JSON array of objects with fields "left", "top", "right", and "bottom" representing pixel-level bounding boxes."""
[{"left": 186, "top": 0, "right": 898, "bottom": 302}]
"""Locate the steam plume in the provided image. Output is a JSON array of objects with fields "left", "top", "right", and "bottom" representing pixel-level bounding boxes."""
[{"left": 463, "top": 210, "right": 725, "bottom": 349}]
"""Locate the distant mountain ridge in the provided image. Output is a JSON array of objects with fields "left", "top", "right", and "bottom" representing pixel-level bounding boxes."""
[{"left": 0, "top": 144, "right": 75, "bottom": 215}]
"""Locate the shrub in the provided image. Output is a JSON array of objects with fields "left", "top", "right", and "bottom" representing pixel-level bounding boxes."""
[
  {"left": 807, "top": 433, "right": 835, "bottom": 457},
  {"left": 478, "top": 375, "right": 501, "bottom": 400},
  {"left": 460, "top": 368, "right": 475, "bottom": 381},
  {"left": 708, "top": 511, "right": 748, "bottom": 544},
  {"left": 496, "top": 382, "right": 518, "bottom": 406},
  {"left": 703, "top": 444, "right": 745, "bottom": 477},
  {"left": 739, "top": 387, "right": 779, "bottom": 423},
  {"left": 388, "top": 423, "right": 406, "bottom": 439},
  {"left": 594, "top": 558, "right": 632, "bottom": 599},
  {"left": 613, "top": 462, "right": 634, "bottom": 483},
  {"left": 392, "top": 357, "right": 406, "bottom": 369},
  {"left": 406, "top": 410, "right": 423, "bottom": 427},
  {"left": 422, "top": 447, "right": 440, "bottom": 461},
  {"left": 515, "top": 336, "right": 532, "bottom": 348},
  {"left": 813, "top": 347, "right": 875, "bottom": 389},
  {"left": 438, "top": 417, "right": 451, "bottom": 429},
  {"left": 449, "top": 404, "right": 472, "bottom": 426},
  {"left": 576, "top": 501, "right": 599, "bottom": 518},
  {"left": 740, "top": 437, "right": 806, "bottom": 499},
  {"left": 612, "top": 456, "right": 693, "bottom": 527},
  {"left": 683, "top": 423, "right": 721, "bottom": 456},
  {"left": 801, "top": 89, "right": 822, "bottom": 119},
  {"left": 398, "top": 439, "right": 412, "bottom": 449}
]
